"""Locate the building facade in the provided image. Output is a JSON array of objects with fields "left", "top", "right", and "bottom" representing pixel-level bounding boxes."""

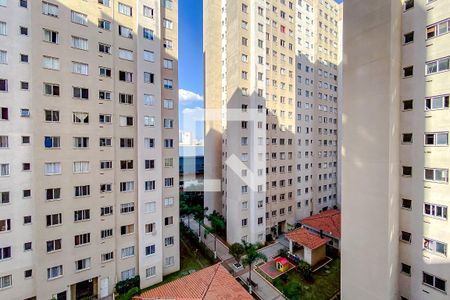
[
  {"left": 342, "top": 0, "right": 450, "bottom": 299},
  {"left": 204, "top": 0, "right": 341, "bottom": 244},
  {"left": 0, "top": 0, "right": 179, "bottom": 299}
]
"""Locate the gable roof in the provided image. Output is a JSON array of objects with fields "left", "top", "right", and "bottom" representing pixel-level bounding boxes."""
[
  {"left": 134, "top": 264, "right": 252, "bottom": 300},
  {"left": 301, "top": 209, "right": 341, "bottom": 239},
  {"left": 285, "top": 228, "right": 329, "bottom": 250}
]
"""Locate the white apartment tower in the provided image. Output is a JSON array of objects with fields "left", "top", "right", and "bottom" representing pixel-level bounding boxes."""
[
  {"left": 342, "top": 0, "right": 450, "bottom": 299},
  {"left": 204, "top": 0, "right": 341, "bottom": 244},
  {"left": 0, "top": 0, "right": 179, "bottom": 299}
]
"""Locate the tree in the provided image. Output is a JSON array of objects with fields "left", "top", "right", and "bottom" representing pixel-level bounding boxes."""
[
  {"left": 241, "top": 241, "right": 267, "bottom": 294},
  {"left": 207, "top": 211, "right": 226, "bottom": 259},
  {"left": 179, "top": 192, "right": 193, "bottom": 227},
  {"left": 192, "top": 205, "right": 208, "bottom": 241},
  {"left": 229, "top": 243, "right": 245, "bottom": 264}
]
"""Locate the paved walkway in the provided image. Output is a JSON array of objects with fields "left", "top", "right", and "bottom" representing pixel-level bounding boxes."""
[{"left": 182, "top": 217, "right": 286, "bottom": 299}]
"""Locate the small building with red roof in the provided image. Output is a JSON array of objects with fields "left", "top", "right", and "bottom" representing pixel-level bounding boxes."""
[
  {"left": 285, "top": 228, "right": 330, "bottom": 267},
  {"left": 133, "top": 263, "right": 252, "bottom": 300},
  {"left": 300, "top": 209, "right": 341, "bottom": 249}
]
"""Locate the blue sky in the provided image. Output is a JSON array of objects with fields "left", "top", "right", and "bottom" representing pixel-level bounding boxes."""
[
  {"left": 178, "top": 0, "right": 343, "bottom": 140},
  {"left": 178, "top": 0, "right": 204, "bottom": 141}
]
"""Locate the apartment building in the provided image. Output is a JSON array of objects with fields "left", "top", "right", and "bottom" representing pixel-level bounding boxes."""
[
  {"left": 0, "top": 0, "right": 179, "bottom": 299},
  {"left": 204, "top": 0, "right": 341, "bottom": 244},
  {"left": 342, "top": 0, "right": 450, "bottom": 299}
]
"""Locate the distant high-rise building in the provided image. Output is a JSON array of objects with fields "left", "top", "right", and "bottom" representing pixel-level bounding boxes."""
[
  {"left": 0, "top": 0, "right": 179, "bottom": 299},
  {"left": 204, "top": 0, "right": 342, "bottom": 244},
  {"left": 342, "top": 0, "right": 450, "bottom": 299}
]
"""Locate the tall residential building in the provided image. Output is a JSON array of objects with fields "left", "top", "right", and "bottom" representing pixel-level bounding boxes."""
[
  {"left": 0, "top": 0, "right": 179, "bottom": 299},
  {"left": 342, "top": 0, "right": 450, "bottom": 299},
  {"left": 204, "top": 0, "right": 341, "bottom": 244}
]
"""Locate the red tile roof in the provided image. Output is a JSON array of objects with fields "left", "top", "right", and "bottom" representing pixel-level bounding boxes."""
[
  {"left": 133, "top": 264, "right": 253, "bottom": 300},
  {"left": 301, "top": 209, "right": 341, "bottom": 239},
  {"left": 285, "top": 228, "right": 329, "bottom": 250}
]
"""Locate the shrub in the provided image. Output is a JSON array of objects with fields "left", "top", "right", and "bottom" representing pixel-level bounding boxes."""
[
  {"left": 266, "top": 234, "right": 273, "bottom": 242},
  {"left": 298, "top": 261, "right": 313, "bottom": 282},
  {"left": 115, "top": 276, "right": 140, "bottom": 295},
  {"left": 116, "top": 287, "right": 140, "bottom": 300}
]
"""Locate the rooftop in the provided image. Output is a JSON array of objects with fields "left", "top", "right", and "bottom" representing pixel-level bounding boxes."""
[
  {"left": 285, "top": 228, "right": 330, "bottom": 250},
  {"left": 133, "top": 264, "right": 252, "bottom": 300},
  {"left": 301, "top": 209, "right": 341, "bottom": 239}
]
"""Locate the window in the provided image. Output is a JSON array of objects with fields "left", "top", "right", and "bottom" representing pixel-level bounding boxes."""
[
  {"left": 74, "top": 185, "right": 90, "bottom": 197},
  {"left": 242, "top": 218, "right": 248, "bottom": 227},
  {"left": 0, "top": 191, "right": 9, "bottom": 204},
  {"left": 145, "top": 159, "right": 155, "bottom": 170},
  {"left": 43, "top": 83, "right": 59, "bottom": 96},
  {"left": 163, "top": 0, "right": 173, "bottom": 9},
  {"left": 0, "top": 107, "right": 7, "bottom": 120},
  {"left": 46, "top": 188, "right": 61, "bottom": 201},
  {"left": 20, "top": 81, "right": 28, "bottom": 90},
  {"left": 99, "top": 138, "right": 112, "bottom": 147},
  {"left": 143, "top": 28, "right": 154, "bottom": 40},
  {"left": 424, "top": 238, "right": 447, "bottom": 256},
  {"left": 423, "top": 272, "right": 446, "bottom": 293},
  {"left": 0, "top": 136, "right": 8, "bottom": 148},
  {"left": 145, "top": 223, "right": 156, "bottom": 234},
  {"left": 165, "top": 256, "right": 175, "bottom": 267},
  {"left": 120, "top": 181, "right": 134, "bottom": 192},
  {"left": 144, "top": 50, "right": 155, "bottom": 62},
  {"left": 42, "top": 56, "right": 60, "bottom": 70},
  {"left": 98, "top": 19, "right": 112, "bottom": 31},
  {"left": 164, "top": 139, "right": 174, "bottom": 148},
  {"left": 163, "top": 39, "right": 173, "bottom": 49},
  {"left": 401, "top": 231, "right": 412, "bottom": 243},
  {"left": 73, "top": 137, "right": 89, "bottom": 148},
  {"left": 146, "top": 266, "right": 156, "bottom": 278},
  {"left": 119, "top": 25, "right": 133, "bottom": 38},
  {"left": 144, "top": 201, "right": 156, "bottom": 213},
  {"left": 99, "top": 90, "right": 111, "bottom": 100},
  {"left": 73, "top": 87, "right": 89, "bottom": 99},
  {"left": 145, "top": 181, "right": 156, "bottom": 191},
  {"left": 402, "top": 166, "right": 412, "bottom": 177},
  {"left": 0, "top": 219, "right": 11, "bottom": 232},
  {"left": 426, "top": 57, "right": 450, "bottom": 75},
  {"left": 165, "top": 216, "right": 174, "bottom": 226},
  {"left": 46, "top": 213, "right": 62, "bottom": 227},
  {"left": 46, "top": 239, "right": 62, "bottom": 252},
  {"left": 98, "top": 0, "right": 110, "bottom": 6},
  {"left": 164, "top": 79, "right": 173, "bottom": 89},
  {"left": 20, "top": 108, "right": 30, "bottom": 118},
  {"left": 120, "top": 202, "right": 135, "bottom": 214},
  {"left": 144, "top": 72, "right": 154, "bottom": 83},
  {"left": 404, "top": 0, "right": 414, "bottom": 10},
  {"left": 99, "top": 114, "right": 112, "bottom": 124},
  {"left": 42, "top": 2, "right": 58, "bottom": 17},
  {"left": 73, "top": 112, "right": 89, "bottom": 124},
  {"left": 165, "top": 236, "right": 174, "bottom": 246},
  {"left": 163, "top": 18, "right": 173, "bottom": 29},
  {"left": 163, "top": 59, "right": 173, "bottom": 69},
  {"left": 101, "top": 252, "right": 114, "bottom": 263},
  {"left": 402, "top": 133, "right": 413, "bottom": 144},
  {"left": 121, "top": 268, "right": 135, "bottom": 280},
  {"left": 43, "top": 29, "right": 58, "bottom": 44},
  {"left": 72, "top": 62, "right": 88, "bottom": 75},
  {"left": 424, "top": 168, "right": 448, "bottom": 183},
  {"left": 75, "top": 258, "right": 91, "bottom": 271},
  {"left": 143, "top": 5, "right": 154, "bottom": 18},
  {"left": 120, "top": 224, "right": 134, "bottom": 235},
  {"left": 0, "top": 275, "right": 12, "bottom": 289},
  {"left": 403, "top": 31, "right": 414, "bottom": 44},
  {"left": 71, "top": 11, "right": 87, "bottom": 26},
  {"left": 119, "top": 93, "right": 133, "bottom": 104},
  {"left": 24, "top": 269, "right": 32, "bottom": 279},
  {"left": 19, "top": 26, "right": 28, "bottom": 35},
  {"left": 427, "top": 19, "right": 450, "bottom": 39},
  {"left": 23, "top": 190, "right": 31, "bottom": 198},
  {"left": 120, "top": 137, "right": 134, "bottom": 146},
  {"left": 118, "top": 3, "right": 132, "bottom": 16},
  {"left": 424, "top": 203, "right": 447, "bottom": 219},
  {"left": 119, "top": 48, "right": 133, "bottom": 61},
  {"left": 74, "top": 209, "right": 90, "bottom": 222},
  {"left": 98, "top": 43, "right": 111, "bottom": 54},
  {"left": 144, "top": 94, "right": 155, "bottom": 106},
  {"left": 425, "top": 95, "right": 449, "bottom": 110},
  {"left": 164, "top": 197, "right": 174, "bottom": 207},
  {"left": 144, "top": 138, "right": 155, "bottom": 148},
  {"left": 425, "top": 132, "right": 448, "bottom": 146},
  {"left": 0, "top": 50, "right": 6, "bottom": 65},
  {"left": 163, "top": 99, "right": 174, "bottom": 109},
  {"left": 119, "top": 71, "right": 133, "bottom": 82},
  {"left": 164, "top": 119, "right": 174, "bottom": 128},
  {"left": 45, "top": 162, "right": 61, "bottom": 175},
  {"left": 0, "top": 22, "right": 6, "bottom": 36},
  {"left": 74, "top": 233, "right": 90, "bottom": 246},
  {"left": 403, "top": 66, "right": 413, "bottom": 77},
  {"left": 401, "top": 198, "right": 412, "bottom": 210},
  {"left": 145, "top": 245, "right": 156, "bottom": 256},
  {"left": 0, "top": 246, "right": 11, "bottom": 260},
  {"left": 47, "top": 265, "right": 63, "bottom": 280},
  {"left": 100, "top": 206, "right": 113, "bottom": 216},
  {"left": 401, "top": 263, "right": 411, "bottom": 276}
]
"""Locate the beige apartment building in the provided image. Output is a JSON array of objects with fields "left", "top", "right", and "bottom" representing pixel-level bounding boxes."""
[
  {"left": 0, "top": 0, "right": 179, "bottom": 299},
  {"left": 342, "top": 0, "right": 450, "bottom": 299},
  {"left": 204, "top": 0, "right": 341, "bottom": 244}
]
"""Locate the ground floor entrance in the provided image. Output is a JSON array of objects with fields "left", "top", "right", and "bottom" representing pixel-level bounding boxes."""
[{"left": 70, "top": 277, "right": 98, "bottom": 300}]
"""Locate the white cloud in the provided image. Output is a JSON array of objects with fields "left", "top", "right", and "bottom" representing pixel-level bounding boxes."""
[{"left": 179, "top": 89, "right": 203, "bottom": 102}]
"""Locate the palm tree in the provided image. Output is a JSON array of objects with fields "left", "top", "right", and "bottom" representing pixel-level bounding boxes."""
[
  {"left": 241, "top": 241, "right": 267, "bottom": 294},
  {"left": 206, "top": 211, "right": 225, "bottom": 259}
]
